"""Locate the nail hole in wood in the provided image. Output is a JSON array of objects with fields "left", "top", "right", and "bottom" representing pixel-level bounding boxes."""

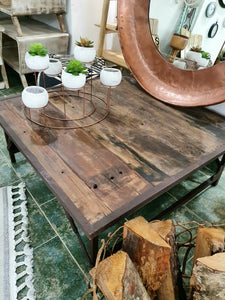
[
  {"left": 93, "top": 184, "right": 98, "bottom": 189},
  {"left": 119, "top": 171, "right": 123, "bottom": 174},
  {"left": 110, "top": 176, "right": 115, "bottom": 180}
]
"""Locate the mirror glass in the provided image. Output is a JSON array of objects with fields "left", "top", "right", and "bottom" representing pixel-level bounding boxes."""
[{"left": 149, "top": 0, "right": 225, "bottom": 70}]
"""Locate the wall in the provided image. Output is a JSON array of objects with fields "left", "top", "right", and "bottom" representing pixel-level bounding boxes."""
[
  {"left": 150, "top": 0, "right": 184, "bottom": 54},
  {"left": 192, "top": 0, "right": 225, "bottom": 63},
  {"left": 34, "top": 0, "right": 224, "bottom": 63},
  {"left": 34, "top": 0, "right": 105, "bottom": 54},
  {"left": 150, "top": 0, "right": 225, "bottom": 64}
]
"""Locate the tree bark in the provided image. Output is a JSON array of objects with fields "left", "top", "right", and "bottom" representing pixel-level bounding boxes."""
[
  {"left": 190, "top": 253, "right": 225, "bottom": 300},
  {"left": 90, "top": 250, "right": 151, "bottom": 299},
  {"left": 123, "top": 216, "right": 171, "bottom": 298},
  {"left": 149, "top": 220, "right": 186, "bottom": 300}
]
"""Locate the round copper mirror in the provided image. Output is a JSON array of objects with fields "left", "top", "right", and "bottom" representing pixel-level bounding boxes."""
[{"left": 117, "top": 0, "right": 225, "bottom": 107}]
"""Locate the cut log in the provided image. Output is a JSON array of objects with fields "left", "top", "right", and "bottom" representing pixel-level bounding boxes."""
[
  {"left": 90, "top": 250, "right": 151, "bottom": 300},
  {"left": 149, "top": 220, "right": 185, "bottom": 300},
  {"left": 193, "top": 227, "right": 225, "bottom": 266},
  {"left": 123, "top": 216, "right": 171, "bottom": 298},
  {"left": 190, "top": 252, "right": 225, "bottom": 300}
]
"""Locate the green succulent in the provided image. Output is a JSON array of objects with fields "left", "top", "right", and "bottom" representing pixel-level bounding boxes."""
[
  {"left": 65, "top": 59, "right": 87, "bottom": 76},
  {"left": 28, "top": 43, "right": 48, "bottom": 57},
  {"left": 75, "top": 37, "right": 94, "bottom": 48},
  {"left": 201, "top": 51, "right": 211, "bottom": 60}
]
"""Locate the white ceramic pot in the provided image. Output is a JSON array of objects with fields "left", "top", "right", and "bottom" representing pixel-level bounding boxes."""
[
  {"left": 100, "top": 68, "right": 122, "bottom": 87},
  {"left": 61, "top": 69, "right": 86, "bottom": 89},
  {"left": 185, "top": 51, "right": 202, "bottom": 63},
  {"left": 44, "top": 58, "right": 62, "bottom": 76},
  {"left": 74, "top": 45, "right": 96, "bottom": 63},
  {"left": 197, "top": 57, "right": 209, "bottom": 67},
  {"left": 22, "top": 86, "right": 49, "bottom": 109},
  {"left": 25, "top": 52, "right": 49, "bottom": 71}
]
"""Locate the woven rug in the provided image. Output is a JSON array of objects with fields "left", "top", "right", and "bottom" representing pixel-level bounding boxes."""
[{"left": 0, "top": 182, "right": 35, "bottom": 300}]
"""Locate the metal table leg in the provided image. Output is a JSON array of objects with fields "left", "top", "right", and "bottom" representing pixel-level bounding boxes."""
[{"left": 64, "top": 209, "right": 98, "bottom": 267}]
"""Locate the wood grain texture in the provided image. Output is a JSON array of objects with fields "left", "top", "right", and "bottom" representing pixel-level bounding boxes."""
[
  {"left": 91, "top": 251, "right": 150, "bottom": 300},
  {"left": 1, "top": 77, "right": 225, "bottom": 239}
]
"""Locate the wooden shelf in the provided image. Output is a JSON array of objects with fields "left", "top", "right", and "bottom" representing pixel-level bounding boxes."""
[
  {"left": 96, "top": 0, "right": 128, "bottom": 69},
  {"left": 1, "top": 17, "right": 69, "bottom": 87},
  {"left": 95, "top": 22, "right": 118, "bottom": 34},
  {"left": 102, "top": 50, "right": 128, "bottom": 68}
]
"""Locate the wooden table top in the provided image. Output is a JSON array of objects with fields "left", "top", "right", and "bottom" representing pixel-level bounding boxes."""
[{"left": 1, "top": 76, "right": 225, "bottom": 239}]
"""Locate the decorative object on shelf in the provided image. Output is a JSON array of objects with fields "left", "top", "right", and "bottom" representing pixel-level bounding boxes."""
[
  {"left": 100, "top": 68, "right": 122, "bottom": 87},
  {"left": 184, "top": 0, "right": 202, "bottom": 8},
  {"left": 219, "top": 0, "right": 225, "bottom": 8},
  {"left": 44, "top": 58, "right": 62, "bottom": 77},
  {"left": 186, "top": 47, "right": 211, "bottom": 67},
  {"left": 74, "top": 37, "right": 96, "bottom": 64},
  {"left": 205, "top": 2, "right": 217, "bottom": 17},
  {"left": 25, "top": 43, "right": 49, "bottom": 71},
  {"left": 169, "top": 33, "right": 189, "bottom": 62},
  {"left": 22, "top": 86, "right": 49, "bottom": 108},
  {"left": 61, "top": 59, "right": 87, "bottom": 90},
  {"left": 208, "top": 21, "right": 219, "bottom": 38}
]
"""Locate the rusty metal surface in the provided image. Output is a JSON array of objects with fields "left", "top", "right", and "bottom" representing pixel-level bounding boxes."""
[{"left": 117, "top": 0, "right": 225, "bottom": 107}]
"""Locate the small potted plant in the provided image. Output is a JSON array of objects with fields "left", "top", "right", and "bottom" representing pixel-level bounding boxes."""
[
  {"left": 61, "top": 59, "right": 87, "bottom": 89},
  {"left": 25, "top": 43, "right": 49, "bottom": 71},
  {"left": 186, "top": 46, "right": 202, "bottom": 62},
  {"left": 74, "top": 37, "right": 96, "bottom": 63}
]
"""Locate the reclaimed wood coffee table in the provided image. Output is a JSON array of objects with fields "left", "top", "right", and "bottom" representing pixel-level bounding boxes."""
[{"left": 1, "top": 76, "right": 225, "bottom": 265}]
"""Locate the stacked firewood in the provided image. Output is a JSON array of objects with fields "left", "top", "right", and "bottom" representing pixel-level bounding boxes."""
[{"left": 90, "top": 217, "right": 225, "bottom": 300}]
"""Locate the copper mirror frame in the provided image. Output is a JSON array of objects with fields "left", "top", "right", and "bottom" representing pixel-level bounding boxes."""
[{"left": 117, "top": 0, "right": 225, "bottom": 107}]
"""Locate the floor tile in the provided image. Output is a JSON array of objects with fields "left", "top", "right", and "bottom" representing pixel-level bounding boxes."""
[
  {"left": 185, "top": 186, "right": 225, "bottom": 224},
  {"left": 25, "top": 172, "right": 55, "bottom": 205},
  {"left": 40, "top": 198, "right": 91, "bottom": 271},
  {"left": 26, "top": 193, "right": 57, "bottom": 249},
  {"left": 33, "top": 237, "right": 89, "bottom": 300},
  {"left": 0, "top": 161, "right": 20, "bottom": 187}
]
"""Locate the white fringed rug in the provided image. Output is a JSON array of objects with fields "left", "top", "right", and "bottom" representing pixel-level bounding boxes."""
[{"left": 0, "top": 182, "right": 35, "bottom": 299}]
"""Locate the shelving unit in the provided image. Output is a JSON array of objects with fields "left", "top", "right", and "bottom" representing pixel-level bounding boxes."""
[
  {"left": 96, "top": 0, "right": 128, "bottom": 68},
  {"left": 0, "top": 0, "right": 69, "bottom": 87},
  {"left": 96, "top": 0, "right": 159, "bottom": 69}
]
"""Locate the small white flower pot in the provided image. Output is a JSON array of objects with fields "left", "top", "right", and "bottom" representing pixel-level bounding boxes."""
[
  {"left": 61, "top": 69, "right": 86, "bottom": 89},
  {"left": 185, "top": 51, "right": 202, "bottom": 63},
  {"left": 100, "top": 68, "right": 122, "bottom": 87},
  {"left": 197, "top": 57, "right": 209, "bottom": 67},
  {"left": 74, "top": 45, "right": 96, "bottom": 63},
  {"left": 25, "top": 52, "right": 49, "bottom": 71},
  {"left": 22, "top": 86, "right": 49, "bottom": 109},
  {"left": 44, "top": 58, "right": 62, "bottom": 76}
]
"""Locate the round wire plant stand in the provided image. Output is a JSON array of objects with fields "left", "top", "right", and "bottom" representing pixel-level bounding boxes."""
[{"left": 22, "top": 65, "right": 120, "bottom": 130}]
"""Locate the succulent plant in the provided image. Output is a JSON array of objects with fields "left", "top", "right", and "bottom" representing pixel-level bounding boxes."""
[
  {"left": 65, "top": 59, "right": 87, "bottom": 76},
  {"left": 201, "top": 51, "right": 211, "bottom": 60},
  {"left": 28, "top": 43, "right": 48, "bottom": 57},
  {"left": 75, "top": 37, "right": 94, "bottom": 48}
]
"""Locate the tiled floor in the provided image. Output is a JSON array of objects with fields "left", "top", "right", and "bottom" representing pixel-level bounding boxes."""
[{"left": 1, "top": 66, "right": 225, "bottom": 299}]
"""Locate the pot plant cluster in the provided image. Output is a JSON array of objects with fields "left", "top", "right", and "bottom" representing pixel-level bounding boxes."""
[{"left": 186, "top": 47, "right": 211, "bottom": 68}]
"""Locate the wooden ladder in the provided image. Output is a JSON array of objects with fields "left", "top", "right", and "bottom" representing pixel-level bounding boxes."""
[{"left": 96, "top": 0, "right": 128, "bottom": 68}]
